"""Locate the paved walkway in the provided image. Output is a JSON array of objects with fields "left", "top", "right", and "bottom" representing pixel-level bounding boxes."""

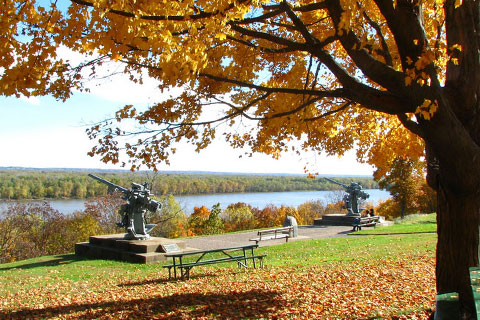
[{"left": 183, "top": 225, "right": 354, "bottom": 250}]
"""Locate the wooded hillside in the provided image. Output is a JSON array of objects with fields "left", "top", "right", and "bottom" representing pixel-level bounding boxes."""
[{"left": 0, "top": 170, "right": 376, "bottom": 200}]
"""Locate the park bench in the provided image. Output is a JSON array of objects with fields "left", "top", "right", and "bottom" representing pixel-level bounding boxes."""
[
  {"left": 433, "top": 268, "right": 480, "bottom": 319},
  {"left": 163, "top": 244, "right": 266, "bottom": 280},
  {"left": 249, "top": 226, "right": 293, "bottom": 244},
  {"left": 352, "top": 216, "right": 380, "bottom": 231},
  {"left": 470, "top": 267, "right": 480, "bottom": 319}
]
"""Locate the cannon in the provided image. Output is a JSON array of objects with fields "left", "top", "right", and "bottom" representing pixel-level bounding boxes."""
[
  {"left": 89, "top": 174, "right": 160, "bottom": 240},
  {"left": 324, "top": 177, "right": 369, "bottom": 216}
]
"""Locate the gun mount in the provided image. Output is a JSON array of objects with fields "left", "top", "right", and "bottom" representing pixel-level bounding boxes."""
[
  {"left": 89, "top": 174, "right": 161, "bottom": 240},
  {"left": 324, "top": 177, "right": 369, "bottom": 216}
]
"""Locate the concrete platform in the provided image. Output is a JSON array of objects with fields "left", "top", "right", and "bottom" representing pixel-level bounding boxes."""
[
  {"left": 75, "top": 234, "right": 187, "bottom": 264},
  {"left": 314, "top": 214, "right": 361, "bottom": 226}
]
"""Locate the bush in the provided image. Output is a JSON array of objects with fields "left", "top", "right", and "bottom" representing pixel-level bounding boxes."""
[
  {"left": 149, "top": 195, "right": 189, "bottom": 238},
  {"left": 187, "top": 203, "right": 223, "bottom": 236},
  {"left": 83, "top": 194, "right": 124, "bottom": 234},
  {"left": 297, "top": 200, "right": 325, "bottom": 225},
  {"left": 253, "top": 204, "right": 285, "bottom": 228},
  {"left": 375, "top": 199, "right": 402, "bottom": 220},
  {"left": 0, "top": 202, "right": 99, "bottom": 263},
  {"left": 221, "top": 204, "right": 256, "bottom": 232}
]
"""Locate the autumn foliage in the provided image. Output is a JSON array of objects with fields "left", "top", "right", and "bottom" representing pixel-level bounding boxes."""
[
  {"left": 4, "top": 0, "right": 480, "bottom": 314},
  {"left": 375, "top": 157, "right": 437, "bottom": 220},
  {"left": 0, "top": 194, "right": 338, "bottom": 263},
  {"left": 0, "top": 202, "right": 99, "bottom": 263},
  {"left": 0, "top": 240, "right": 436, "bottom": 319}
]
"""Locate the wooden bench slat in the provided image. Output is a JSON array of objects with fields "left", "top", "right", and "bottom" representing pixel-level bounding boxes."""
[
  {"left": 249, "top": 226, "right": 292, "bottom": 244},
  {"left": 352, "top": 216, "right": 380, "bottom": 231}
]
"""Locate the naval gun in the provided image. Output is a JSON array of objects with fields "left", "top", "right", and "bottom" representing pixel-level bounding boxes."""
[
  {"left": 88, "top": 174, "right": 160, "bottom": 240},
  {"left": 324, "top": 177, "right": 369, "bottom": 216}
]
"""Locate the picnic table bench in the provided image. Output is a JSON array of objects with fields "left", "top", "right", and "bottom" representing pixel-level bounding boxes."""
[
  {"left": 163, "top": 244, "right": 266, "bottom": 280},
  {"left": 249, "top": 226, "right": 293, "bottom": 244},
  {"left": 352, "top": 216, "right": 380, "bottom": 231}
]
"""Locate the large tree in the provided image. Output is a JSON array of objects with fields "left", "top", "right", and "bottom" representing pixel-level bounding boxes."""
[{"left": 2, "top": 0, "right": 479, "bottom": 316}]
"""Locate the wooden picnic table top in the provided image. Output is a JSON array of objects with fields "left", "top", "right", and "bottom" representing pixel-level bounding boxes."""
[{"left": 165, "top": 244, "right": 259, "bottom": 258}]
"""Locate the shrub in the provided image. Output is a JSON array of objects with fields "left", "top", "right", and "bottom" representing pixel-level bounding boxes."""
[
  {"left": 83, "top": 193, "right": 124, "bottom": 234},
  {"left": 149, "top": 195, "right": 189, "bottom": 238},
  {"left": 221, "top": 204, "right": 256, "bottom": 232},
  {"left": 297, "top": 200, "right": 325, "bottom": 224},
  {"left": 0, "top": 202, "right": 87, "bottom": 263},
  {"left": 253, "top": 204, "right": 285, "bottom": 228},
  {"left": 187, "top": 203, "right": 223, "bottom": 236}
]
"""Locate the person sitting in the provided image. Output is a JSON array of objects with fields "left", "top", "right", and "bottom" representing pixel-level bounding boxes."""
[{"left": 369, "top": 208, "right": 375, "bottom": 217}]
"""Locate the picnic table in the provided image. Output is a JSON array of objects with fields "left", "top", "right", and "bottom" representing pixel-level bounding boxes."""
[{"left": 163, "top": 244, "right": 266, "bottom": 280}]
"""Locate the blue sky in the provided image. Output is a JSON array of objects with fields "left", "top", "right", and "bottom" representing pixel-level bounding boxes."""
[{"left": 0, "top": 56, "right": 374, "bottom": 175}]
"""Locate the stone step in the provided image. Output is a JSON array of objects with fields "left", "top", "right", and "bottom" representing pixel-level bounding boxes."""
[
  {"left": 75, "top": 242, "right": 169, "bottom": 263},
  {"left": 75, "top": 234, "right": 188, "bottom": 264},
  {"left": 88, "top": 234, "right": 186, "bottom": 253}
]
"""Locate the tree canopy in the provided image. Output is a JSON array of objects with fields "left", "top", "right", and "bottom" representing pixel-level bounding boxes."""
[
  {"left": 2, "top": 0, "right": 430, "bottom": 172},
  {"left": 2, "top": 0, "right": 480, "bottom": 317}
]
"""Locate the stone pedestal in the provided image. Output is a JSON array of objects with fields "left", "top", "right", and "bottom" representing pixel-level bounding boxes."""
[
  {"left": 314, "top": 214, "right": 361, "bottom": 226},
  {"left": 75, "top": 234, "right": 187, "bottom": 264}
]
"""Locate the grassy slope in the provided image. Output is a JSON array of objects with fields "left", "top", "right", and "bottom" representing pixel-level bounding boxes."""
[
  {"left": 354, "top": 213, "right": 437, "bottom": 235},
  {"left": 0, "top": 216, "right": 437, "bottom": 319}
]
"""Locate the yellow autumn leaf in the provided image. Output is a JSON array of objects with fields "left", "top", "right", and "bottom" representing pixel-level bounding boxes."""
[{"left": 215, "top": 33, "right": 227, "bottom": 41}]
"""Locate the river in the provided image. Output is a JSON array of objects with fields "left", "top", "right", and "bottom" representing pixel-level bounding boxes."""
[{"left": 0, "top": 189, "right": 390, "bottom": 215}]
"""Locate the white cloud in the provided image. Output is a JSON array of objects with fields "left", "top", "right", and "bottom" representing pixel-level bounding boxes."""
[
  {"left": 4, "top": 47, "right": 374, "bottom": 175},
  {"left": 56, "top": 46, "right": 181, "bottom": 105},
  {"left": 0, "top": 126, "right": 114, "bottom": 169},
  {"left": 19, "top": 95, "right": 41, "bottom": 105},
  {"left": 152, "top": 137, "right": 373, "bottom": 175},
  {"left": 0, "top": 121, "right": 373, "bottom": 175}
]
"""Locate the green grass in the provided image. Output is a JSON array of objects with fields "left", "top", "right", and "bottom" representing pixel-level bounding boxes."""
[
  {"left": 0, "top": 229, "right": 437, "bottom": 319},
  {"left": 0, "top": 232, "right": 436, "bottom": 297},
  {"left": 353, "top": 213, "right": 437, "bottom": 235},
  {"left": 263, "top": 233, "right": 435, "bottom": 266}
]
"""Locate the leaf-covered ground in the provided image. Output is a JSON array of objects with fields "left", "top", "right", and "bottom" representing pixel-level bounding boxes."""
[{"left": 1, "top": 254, "right": 434, "bottom": 319}]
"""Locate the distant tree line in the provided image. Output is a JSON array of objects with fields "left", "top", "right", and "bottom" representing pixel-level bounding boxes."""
[{"left": 0, "top": 170, "right": 378, "bottom": 200}]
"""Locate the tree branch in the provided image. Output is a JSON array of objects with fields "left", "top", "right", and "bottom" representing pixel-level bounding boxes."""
[
  {"left": 357, "top": 1, "right": 394, "bottom": 66},
  {"left": 304, "top": 100, "right": 353, "bottom": 121},
  {"left": 228, "top": 23, "right": 305, "bottom": 50},
  {"left": 326, "top": 0, "right": 406, "bottom": 95},
  {"left": 70, "top": 0, "right": 249, "bottom": 21},
  {"left": 281, "top": 1, "right": 318, "bottom": 44},
  {"left": 198, "top": 72, "right": 347, "bottom": 97},
  {"left": 397, "top": 113, "right": 424, "bottom": 138},
  {"left": 226, "top": 35, "right": 299, "bottom": 54},
  {"left": 230, "top": 7, "right": 285, "bottom": 25}
]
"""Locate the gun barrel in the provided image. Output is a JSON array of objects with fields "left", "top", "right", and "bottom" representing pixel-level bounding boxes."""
[
  {"left": 88, "top": 174, "right": 128, "bottom": 193},
  {"left": 324, "top": 177, "right": 347, "bottom": 188}
]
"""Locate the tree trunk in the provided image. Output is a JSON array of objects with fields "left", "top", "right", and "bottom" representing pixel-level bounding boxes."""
[
  {"left": 400, "top": 200, "right": 405, "bottom": 219},
  {"left": 422, "top": 93, "right": 480, "bottom": 318},
  {"left": 436, "top": 183, "right": 480, "bottom": 318}
]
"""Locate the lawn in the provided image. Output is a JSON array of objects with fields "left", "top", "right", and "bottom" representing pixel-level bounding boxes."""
[
  {"left": 354, "top": 213, "right": 437, "bottom": 235},
  {"left": 0, "top": 219, "right": 437, "bottom": 319}
]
